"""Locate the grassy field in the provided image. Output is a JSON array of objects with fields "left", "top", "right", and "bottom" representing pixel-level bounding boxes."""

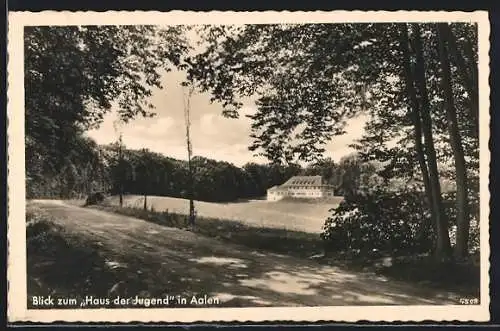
[{"left": 104, "top": 195, "right": 344, "bottom": 233}]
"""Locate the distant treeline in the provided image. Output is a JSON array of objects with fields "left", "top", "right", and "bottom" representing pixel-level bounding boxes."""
[{"left": 26, "top": 135, "right": 380, "bottom": 203}]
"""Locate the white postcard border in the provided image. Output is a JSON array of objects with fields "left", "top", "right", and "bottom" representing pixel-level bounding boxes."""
[{"left": 7, "top": 10, "right": 491, "bottom": 323}]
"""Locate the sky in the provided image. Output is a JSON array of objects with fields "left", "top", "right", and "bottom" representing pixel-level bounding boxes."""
[{"left": 86, "top": 66, "right": 369, "bottom": 168}]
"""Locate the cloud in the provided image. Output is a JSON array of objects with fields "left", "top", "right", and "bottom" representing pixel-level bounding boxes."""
[
  {"left": 198, "top": 114, "right": 219, "bottom": 136},
  {"left": 87, "top": 110, "right": 368, "bottom": 166},
  {"left": 195, "top": 113, "right": 252, "bottom": 149},
  {"left": 85, "top": 112, "right": 119, "bottom": 144},
  {"left": 126, "top": 116, "right": 177, "bottom": 139},
  {"left": 85, "top": 66, "right": 368, "bottom": 167}
]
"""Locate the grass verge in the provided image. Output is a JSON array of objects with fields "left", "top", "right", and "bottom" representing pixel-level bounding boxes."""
[{"left": 27, "top": 205, "right": 123, "bottom": 308}]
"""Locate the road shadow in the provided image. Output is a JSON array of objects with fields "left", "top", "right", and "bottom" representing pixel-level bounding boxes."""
[{"left": 27, "top": 202, "right": 463, "bottom": 308}]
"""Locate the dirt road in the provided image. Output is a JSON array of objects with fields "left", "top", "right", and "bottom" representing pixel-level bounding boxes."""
[{"left": 29, "top": 200, "right": 461, "bottom": 307}]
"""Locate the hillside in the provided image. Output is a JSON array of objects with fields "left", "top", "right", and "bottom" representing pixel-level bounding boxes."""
[{"left": 104, "top": 195, "right": 344, "bottom": 233}]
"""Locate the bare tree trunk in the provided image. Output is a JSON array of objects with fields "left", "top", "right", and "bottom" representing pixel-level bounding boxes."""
[
  {"left": 437, "top": 23, "right": 470, "bottom": 259},
  {"left": 85, "top": 162, "right": 92, "bottom": 197},
  {"left": 399, "top": 24, "right": 435, "bottom": 244},
  {"left": 118, "top": 133, "right": 124, "bottom": 208},
  {"left": 143, "top": 193, "right": 148, "bottom": 211},
  {"left": 412, "top": 23, "right": 452, "bottom": 259},
  {"left": 183, "top": 85, "right": 196, "bottom": 226}
]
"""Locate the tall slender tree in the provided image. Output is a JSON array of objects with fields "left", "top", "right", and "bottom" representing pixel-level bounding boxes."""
[
  {"left": 183, "top": 85, "right": 196, "bottom": 226},
  {"left": 399, "top": 24, "right": 436, "bottom": 245},
  {"left": 113, "top": 120, "right": 125, "bottom": 208},
  {"left": 411, "top": 24, "right": 452, "bottom": 258},
  {"left": 436, "top": 23, "right": 470, "bottom": 259}
]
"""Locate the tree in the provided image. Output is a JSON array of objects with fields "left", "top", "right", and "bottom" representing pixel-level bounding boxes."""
[
  {"left": 184, "top": 23, "right": 479, "bottom": 259},
  {"left": 132, "top": 149, "right": 161, "bottom": 210},
  {"left": 25, "top": 25, "right": 189, "bottom": 198},
  {"left": 185, "top": 24, "right": 373, "bottom": 164},
  {"left": 113, "top": 121, "right": 125, "bottom": 207},
  {"left": 398, "top": 24, "right": 435, "bottom": 243},
  {"left": 436, "top": 23, "right": 470, "bottom": 259},
  {"left": 441, "top": 24, "right": 479, "bottom": 136},
  {"left": 303, "top": 158, "right": 337, "bottom": 183},
  {"left": 243, "top": 162, "right": 269, "bottom": 196},
  {"left": 411, "top": 24, "right": 452, "bottom": 258}
]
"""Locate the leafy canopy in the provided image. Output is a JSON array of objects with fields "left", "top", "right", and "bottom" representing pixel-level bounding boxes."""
[{"left": 25, "top": 25, "right": 190, "bottom": 182}]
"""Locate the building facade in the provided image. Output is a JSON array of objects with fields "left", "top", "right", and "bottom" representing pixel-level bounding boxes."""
[{"left": 266, "top": 175, "right": 336, "bottom": 201}]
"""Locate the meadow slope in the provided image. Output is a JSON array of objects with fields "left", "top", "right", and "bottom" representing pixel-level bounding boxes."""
[{"left": 104, "top": 195, "right": 342, "bottom": 233}]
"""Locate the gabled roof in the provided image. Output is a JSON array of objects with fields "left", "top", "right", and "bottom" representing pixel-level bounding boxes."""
[{"left": 282, "top": 175, "right": 323, "bottom": 187}]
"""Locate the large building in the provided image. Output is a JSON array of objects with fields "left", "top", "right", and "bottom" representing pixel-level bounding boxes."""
[{"left": 266, "top": 175, "right": 336, "bottom": 201}]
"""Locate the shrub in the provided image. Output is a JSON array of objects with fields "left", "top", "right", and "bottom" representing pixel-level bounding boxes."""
[
  {"left": 321, "top": 187, "right": 434, "bottom": 255},
  {"left": 322, "top": 181, "right": 481, "bottom": 257},
  {"left": 84, "top": 192, "right": 105, "bottom": 206}
]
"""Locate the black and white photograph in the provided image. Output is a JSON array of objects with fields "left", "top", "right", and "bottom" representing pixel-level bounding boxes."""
[{"left": 7, "top": 11, "right": 490, "bottom": 323}]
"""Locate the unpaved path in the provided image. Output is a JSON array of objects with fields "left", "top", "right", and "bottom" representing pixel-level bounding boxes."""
[{"left": 29, "top": 200, "right": 461, "bottom": 307}]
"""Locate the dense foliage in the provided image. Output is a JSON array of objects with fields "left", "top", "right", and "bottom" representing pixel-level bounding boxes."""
[
  {"left": 322, "top": 185, "right": 480, "bottom": 256},
  {"left": 105, "top": 146, "right": 304, "bottom": 202},
  {"left": 321, "top": 187, "right": 434, "bottom": 255},
  {"left": 34, "top": 140, "right": 376, "bottom": 203},
  {"left": 25, "top": 25, "right": 189, "bottom": 198}
]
